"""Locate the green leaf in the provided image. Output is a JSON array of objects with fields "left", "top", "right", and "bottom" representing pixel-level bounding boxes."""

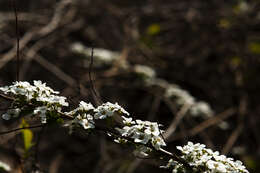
[
  {"left": 218, "top": 18, "right": 231, "bottom": 29},
  {"left": 20, "top": 119, "right": 34, "bottom": 152},
  {"left": 244, "top": 156, "right": 257, "bottom": 170},
  {"left": 248, "top": 42, "right": 260, "bottom": 54},
  {"left": 146, "top": 24, "right": 161, "bottom": 36},
  {"left": 230, "top": 56, "right": 241, "bottom": 68}
]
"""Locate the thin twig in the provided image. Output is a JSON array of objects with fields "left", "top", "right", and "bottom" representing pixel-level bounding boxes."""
[
  {"left": 12, "top": 0, "right": 20, "bottom": 81},
  {"left": 222, "top": 96, "right": 247, "bottom": 154},
  {"left": 0, "top": 124, "right": 44, "bottom": 135},
  {"left": 89, "top": 47, "right": 102, "bottom": 106},
  {"left": 0, "top": 93, "right": 15, "bottom": 101},
  {"left": 163, "top": 101, "right": 191, "bottom": 140},
  {"left": 168, "top": 108, "right": 236, "bottom": 141},
  {"left": 0, "top": 0, "right": 73, "bottom": 69},
  {"left": 94, "top": 125, "right": 194, "bottom": 171}
]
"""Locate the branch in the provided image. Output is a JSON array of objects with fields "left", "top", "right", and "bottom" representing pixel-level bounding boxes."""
[{"left": 0, "top": 124, "right": 44, "bottom": 135}]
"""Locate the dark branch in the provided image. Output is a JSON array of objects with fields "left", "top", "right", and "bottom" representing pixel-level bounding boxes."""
[
  {"left": 12, "top": 0, "right": 20, "bottom": 81},
  {"left": 0, "top": 124, "right": 44, "bottom": 135},
  {"left": 89, "top": 47, "right": 102, "bottom": 106}
]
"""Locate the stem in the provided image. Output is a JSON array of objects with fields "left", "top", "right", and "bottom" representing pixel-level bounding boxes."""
[
  {"left": 94, "top": 125, "right": 194, "bottom": 171},
  {"left": 0, "top": 124, "right": 44, "bottom": 135}
]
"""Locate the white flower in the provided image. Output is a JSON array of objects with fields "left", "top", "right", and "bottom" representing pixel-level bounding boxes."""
[
  {"left": 133, "top": 132, "right": 151, "bottom": 144},
  {"left": 2, "top": 113, "right": 11, "bottom": 120},
  {"left": 2, "top": 108, "right": 21, "bottom": 120},
  {"left": 0, "top": 86, "right": 9, "bottom": 93},
  {"left": 74, "top": 114, "right": 95, "bottom": 129},
  {"left": 133, "top": 146, "right": 153, "bottom": 157},
  {"left": 33, "top": 80, "right": 59, "bottom": 95},
  {"left": 78, "top": 101, "right": 95, "bottom": 112},
  {"left": 116, "top": 119, "right": 166, "bottom": 150},
  {"left": 0, "top": 81, "right": 34, "bottom": 99},
  {"left": 9, "top": 108, "right": 21, "bottom": 118},
  {"left": 206, "top": 160, "right": 227, "bottom": 172},
  {"left": 0, "top": 161, "right": 11, "bottom": 172},
  {"left": 34, "top": 106, "right": 48, "bottom": 124},
  {"left": 0, "top": 81, "right": 69, "bottom": 108},
  {"left": 65, "top": 101, "right": 94, "bottom": 117},
  {"left": 168, "top": 141, "right": 250, "bottom": 173},
  {"left": 113, "top": 138, "right": 128, "bottom": 144},
  {"left": 94, "top": 105, "right": 113, "bottom": 119},
  {"left": 0, "top": 81, "right": 69, "bottom": 124},
  {"left": 94, "top": 102, "right": 129, "bottom": 119},
  {"left": 36, "top": 95, "right": 68, "bottom": 107},
  {"left": 151, "top": 135, "right": 166, "bottom": 150},
  {"left": 122, "top": 116, "right": 135, "bottom": 125}
]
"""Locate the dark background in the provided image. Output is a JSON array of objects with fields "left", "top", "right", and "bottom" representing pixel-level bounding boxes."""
[{"left": 0, "top": 0, "right": 259, "bottom": 172}]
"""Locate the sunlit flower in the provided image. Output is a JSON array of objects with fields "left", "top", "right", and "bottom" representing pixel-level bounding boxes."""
[
  {"left": 164, "top": 141, "right": 249, "bottom": 173},
  {"left": 116, "top": 118, "right": 166, "bottom": 150},
  {"left": 74, "top": 114, "right": 95, "bottom": 129},
  {"left": 34, "top": 106, "right": 48, "bottom": 124},
  {"left": 94, "top": 102, "right": 129, "bottom": 119}
]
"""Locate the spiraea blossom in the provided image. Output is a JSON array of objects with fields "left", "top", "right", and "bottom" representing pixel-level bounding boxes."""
[
  {"left": 0, "top": 81, "right": 68, "bottom": 106},
  {"left": 66, "top": 101, "right": 95, "bottom": 130},
  {"left": 0, "top": 81, "right": 249, "bottom": 173},
  {"left": 66, "top": 101, "right": 95, "bottom": 116},
  {"left": 0, "top": 81, "right": 68, "bottom": 123},
  {"left": 163, "top": 142, "right": 249, "bottom": 173},
  {"left": 74, "top": 114, "right": 95, "bottom": 130},
  {"left": 2, "top": 108, "right": 21, "bottom": 120},
  {"left": 33, "top": 106, "right": 49, "bottom": 124},
  {"left": 116, "top": 116, "right": 166, "bottom": 150},
  {"left": 68, "top": 101, "right": 130, "bottom": 130},
  {"left": 94, "top": 102, "right": 129, "bottom": 119}
]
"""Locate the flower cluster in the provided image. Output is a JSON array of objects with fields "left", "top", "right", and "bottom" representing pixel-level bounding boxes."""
[
  {"left": 94, "top": 102, "right": 129, "bottom": 119},
  {"left": 0, "top": 81, "right": 250, "bottom": 173},
  {"left": 0, "top": 81, "right": 68, "bottom": 106},
  {"left": 71, "top": 42, "right": 120, "bottom": 67},
  {"left": 164, "top": 85, "right": 229, "bottom": 129},
  {"left": 163, "top": 142, "right": 249, "bottom": 173},
  {"left": 165, "top": 85, "right": 195, "bottom": 106},
  {"left": 71, "top": 44, "right": 216, "bottom": 122},
  {"left": 0, "top": 81, "right": 68, "bottom": 123},
  {"left": 66, "top": 101, "right": 129, "bottom": 130},
  {"left": 116, "top": 116, "right": 166, "bottom": 150},
  {"left": 0, "top": 81, "right": 131, "bottom": 128}
]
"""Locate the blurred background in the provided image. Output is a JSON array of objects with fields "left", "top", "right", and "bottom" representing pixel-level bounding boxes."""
[{"left": 0, "top": 0, "right": 259, "bottom": 172}]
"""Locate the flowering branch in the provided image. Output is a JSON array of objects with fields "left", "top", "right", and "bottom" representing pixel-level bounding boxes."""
[{"left": 0, "top": 81, "right": 249, "bottom": 173}]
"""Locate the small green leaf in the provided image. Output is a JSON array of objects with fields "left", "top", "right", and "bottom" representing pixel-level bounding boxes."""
[
  {"left": 230, "top": 56, "right": 241, "bottom": 68},
  {"left": 248, "top": 42, "right": 260, "bottom": 54},
  {"left": 243, "top": 156, "right": 257, "bottom": 170},
  {"left": 20, "top": 119, "right": 34, "bottom": 152},
  {"left": 218, "top": 18, "right": 231, "bottom": 29},
  {"left": 146, "top": 24, "right": 161, "bottom": 35}
]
